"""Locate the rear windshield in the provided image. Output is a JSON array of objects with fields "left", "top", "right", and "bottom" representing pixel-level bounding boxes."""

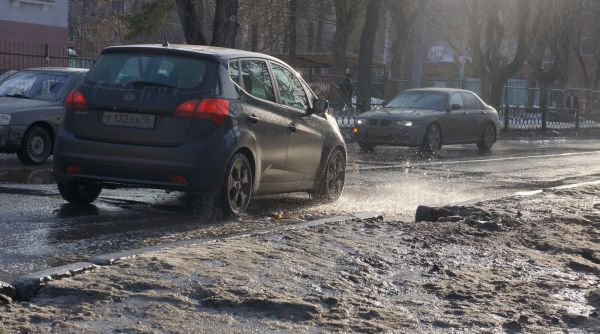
[
  {"left": 386, "top": 91, "right": 449, "bottom": 111},
  {"left": 85, "top": 53, "right": 217, "bottom": 90}
]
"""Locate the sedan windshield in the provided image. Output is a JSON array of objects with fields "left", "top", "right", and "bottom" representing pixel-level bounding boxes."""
[
  {"left": 385, "top": 91, "right": 448, "bottom": 111},
  {"left": 0, "top": 71, "right": 71, "bottom": 102}
]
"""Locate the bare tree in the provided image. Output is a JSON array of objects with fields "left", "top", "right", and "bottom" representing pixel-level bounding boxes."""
[
  {"left": 467, "top": 0, "right": 531, "bottom": 109},
  {"left": 389, "top": 0, "right": 418, "bottom": 95},
  {"left": 211, "top": 0, "right": 239, "bottom": 47},
  {"left": 332, "top": 0, "right": 363, "bottom": 78},
  {"left": 357, "top": 0, "right": 383, "bottom": 113},
  {"left": 573, "top": 0, "right": 600, "bottom": 91},
  {"left": 528, "top": 0, "right": 574, "bottom": 130},
  {"left": 175, "top": 0, "right": 209, "bottom": 44}
]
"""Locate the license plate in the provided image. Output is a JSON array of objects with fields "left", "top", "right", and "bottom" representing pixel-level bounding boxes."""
[{"left": 102, "top": 112, "right": 155, "bottom": 129}]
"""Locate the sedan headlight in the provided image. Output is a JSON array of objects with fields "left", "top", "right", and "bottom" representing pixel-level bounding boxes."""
[
  {"left": 396, "top": 120, "right": 413, "bottom": 127},
  {"left": 356, "top": 119, "right": 365, "bottom": 125},
  {"left": 0, "top": 114, "right": 10, "bottom": 126}
]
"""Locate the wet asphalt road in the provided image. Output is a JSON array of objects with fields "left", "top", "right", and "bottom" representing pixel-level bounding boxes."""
[{"left": 1, "top": 138, "right": 600, "bottom": 282}]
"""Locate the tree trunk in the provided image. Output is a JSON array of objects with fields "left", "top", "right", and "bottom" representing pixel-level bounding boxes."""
[
  {"left": 357, "top": 0, "right": 383, "bottom": 113},
  {"left": 250, "top": 23, "right": 259, "bottom": 52},
  {"left": 175, "top": 0, "right": 208, "bottom": 45},
  {"left": 288, "top": 0, "right": 297, "bottom": 60},
  {"left": 211, "top": 0, "right": 239, "bottom": 47},
  {"left": 539, "top": 84, "right": 550, "bottom": 132},
  {"left": 332, "top": 0, "right": 360, "bottom": 78}
]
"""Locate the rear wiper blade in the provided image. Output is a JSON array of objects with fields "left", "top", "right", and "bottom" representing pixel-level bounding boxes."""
[
  {"left": 4, "top": 93, "right": 32, "bottom": 99},
  {"left": 128, "top": 80, "right": 177, "bottom": 89}
]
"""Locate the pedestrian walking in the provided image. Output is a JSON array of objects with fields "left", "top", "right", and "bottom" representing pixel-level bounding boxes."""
[{"left": 338, "top": 73, "right": 354, "bottom": 113}]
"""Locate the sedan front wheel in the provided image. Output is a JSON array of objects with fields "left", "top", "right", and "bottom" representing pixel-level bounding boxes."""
[
  {"left": 312, "top": 149, "right": 346, "bottom": 203},
  {"left": 421, "top": 123, "right": 442, "bottom": 152}
]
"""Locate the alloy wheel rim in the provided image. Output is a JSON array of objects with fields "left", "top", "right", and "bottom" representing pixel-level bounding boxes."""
[
  {"left": 428, "top": 126, "right": 440, "bottom": 150},
  {"left": 325, "top": 152, "right": 345, "bottom": 196},
  {"left": 29, "top": 136, "right": 45, "bottom": 157},
  {"left": 227, "top": 159, "right": 251, "bottom": 212},
  {"left": 484, "top": 126, "right": 494, "bottom": 146}
]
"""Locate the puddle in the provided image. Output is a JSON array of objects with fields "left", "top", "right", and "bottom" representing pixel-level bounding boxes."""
[{"left": 0, "top": 168, "right": 55, "bottom": 184}]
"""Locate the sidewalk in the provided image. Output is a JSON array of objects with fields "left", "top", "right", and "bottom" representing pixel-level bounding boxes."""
[{"left": 1, "top": 186, "right": 599, "bottom": 333}]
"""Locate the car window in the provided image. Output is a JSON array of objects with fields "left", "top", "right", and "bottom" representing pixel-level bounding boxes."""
[
  {"left": 0, "top": 71, "right": 71, "bottom": 102},
  {"left": 240, "top": 60, "right": 276, "bottom": 102},
  {"left": 229, "top": 60, "right": 240, "bottom": 84},
  {"left": 462, "top": 92, "right": 483, "bottom": 110},
  {"left": 449, "top": 93, "right": 465, "bottom": 109},
  {"left": 271, "top": 63, "right": 308, "bottom": 112},
  {"left": 385, "top": 91, "right": 448, "bottom": 111},
  {"left": 86, "top": 53, "right": 217, "bottom": 90}
]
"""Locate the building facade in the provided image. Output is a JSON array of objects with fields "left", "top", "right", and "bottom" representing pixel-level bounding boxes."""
[{"left": 0, "top": 0, "right": 68, "bottom": 47}]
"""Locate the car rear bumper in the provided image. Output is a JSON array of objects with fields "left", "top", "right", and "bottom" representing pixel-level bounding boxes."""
[
  {"left": 353, "top": 125, "right": 424, "bottom": 146},
  {"left": 0, "top": 125, "right": 26, "bottom": 153},
  {"left": 53, "top": 128, "right": 231, "bottom": 193}
]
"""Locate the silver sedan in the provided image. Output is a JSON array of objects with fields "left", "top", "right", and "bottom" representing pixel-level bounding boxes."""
[{"left": 353, "top": 88, "right": 501, "bottom": 152}]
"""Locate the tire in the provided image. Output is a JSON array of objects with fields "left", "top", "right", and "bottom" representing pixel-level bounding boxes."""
[
  {"left": 420, "top": 123, "right": 442, "bottom": 152},
  {"left": 358, "top": 142, "right": 375, "bottom": 153},
  {"left": 17, "top": 125, "right": 52, "bottom": 165},
  {"left": 58, "top": 181, "right": 102, "bottom": 204},
  {"left": 477, "top": 123, "right": 496, "bottom": 151},
  {"left": 312, "top": 149, "right": 346, "bottom": 203},
  {"left": 219, "top": 153, "right": 253, "bottom": 216}
]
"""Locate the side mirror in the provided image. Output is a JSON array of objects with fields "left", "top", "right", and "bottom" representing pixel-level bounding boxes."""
[
  {"left": 311, "top": 98, "right": 329, "bottom": 114},
  {"left": 450, "top": 103, "right": 461, "bottom": 111}
]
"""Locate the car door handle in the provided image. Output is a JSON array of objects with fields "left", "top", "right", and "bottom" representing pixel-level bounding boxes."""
[
  {"left": 248, "top": 114, "right": 259, "bottom": 124},
  {"left": 288, "top": 123, "right": 297, "bottom": 133},
  {"left": 463, "top": 111, "right": 469, "bottom": 115}
]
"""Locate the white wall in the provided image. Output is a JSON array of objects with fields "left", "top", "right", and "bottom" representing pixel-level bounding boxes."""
[{"left": 0, "top": 0, "right": 68, "bottom": 27}]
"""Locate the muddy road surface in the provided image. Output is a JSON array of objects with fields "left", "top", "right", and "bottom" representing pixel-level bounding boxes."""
[
  {"left": 1, "top": 184, "right": 599, "bottom": 333},
  {"left": 1, "top": 138, "right": 600, "bottom": 282}
]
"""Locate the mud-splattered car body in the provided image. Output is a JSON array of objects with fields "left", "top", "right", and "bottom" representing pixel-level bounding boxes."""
[{"left": 0, "top": 68, "right": 88, "bottom": 165}]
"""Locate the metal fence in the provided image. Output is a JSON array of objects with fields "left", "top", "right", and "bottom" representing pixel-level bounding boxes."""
[
  {"left": 0, "top": 41, "right": 95, "bottom": 74},
  {"left": 499, "top": 107, "right": 600, "bottom": 131}
]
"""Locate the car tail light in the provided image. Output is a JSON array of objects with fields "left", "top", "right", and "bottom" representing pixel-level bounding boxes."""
[
  {"left": 168, "top": 173, "right": 189, "bottom": 185},
  {"left": 66, "top": 165, "right": 81, "bottom": 174},
  {"left": 174, "top": 98, "right": 230, "bottom": 125},
  {"left": 65, "top": 90, "right": 87, "bottom": 112}
]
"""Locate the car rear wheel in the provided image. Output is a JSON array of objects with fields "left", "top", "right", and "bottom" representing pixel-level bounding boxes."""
[
  {"left": 220, "top": 153, "right": 253, "bottom": 216},
  {"left": 312, "top": 149, "right": 346, "bottom": 203},
  {"left": 421, "top": 123, "right": 441, "bottom": 152},
  {"left": 17, "top": 125, "right": 52, "bottom": 165},
  {"left": 58, "top": 181, "right": 102, "bottom": 204},
  {"left": 477, "top": 123, "right": 496, "bottom": 151}
]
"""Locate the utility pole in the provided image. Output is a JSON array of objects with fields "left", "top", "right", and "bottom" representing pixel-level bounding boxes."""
[{"left": 412, "top": 0, "right": 427, "bottom": 88}]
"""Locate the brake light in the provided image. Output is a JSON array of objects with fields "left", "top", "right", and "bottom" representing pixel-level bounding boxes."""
[
  {"left": 168, "top": 173, "right": 189, "bottom": 185},
  {"left": 65, "top": 90, "right": 87, "bottom": 111},
  {"left": 174, "top": 98, "right": 230, "bottom": 125},
  {"left": 66, "top": 165, "right": 81, "bottom": 174}
]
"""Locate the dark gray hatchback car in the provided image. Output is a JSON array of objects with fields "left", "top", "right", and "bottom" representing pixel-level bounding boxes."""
[
  {"left": 0, "top": 68, "right": 87, "bottom": 165},
  {"left": 54, "top": 44, "right": 346, "bottom": 216}
]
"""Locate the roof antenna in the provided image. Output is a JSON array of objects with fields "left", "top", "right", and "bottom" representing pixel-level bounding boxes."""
[{"left": 161, "top": 30, "right": 169, "bottom": 47}]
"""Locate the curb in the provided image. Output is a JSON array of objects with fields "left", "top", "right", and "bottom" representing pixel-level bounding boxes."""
[
  {"left": 92, "top": 212, "right": 379, "bottom": 265},
  {"left": 11, "top": 212, "right": 380, "bottom": 301},
  {"left": 12, "top": 262, "right": 98, "bottom": 300},
  {"left": 0, "top": 280, "right": 15, "bottom": 304}
]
